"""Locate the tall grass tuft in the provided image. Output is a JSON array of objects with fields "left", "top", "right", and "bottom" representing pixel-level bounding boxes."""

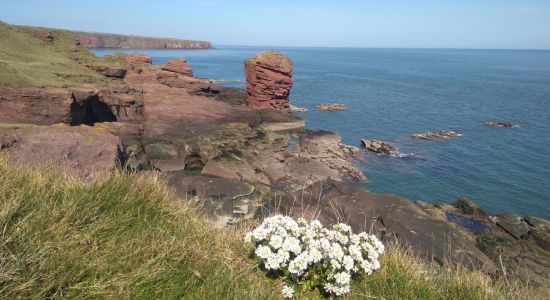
[{"left": 0, "top": 156, "right": 277, "bottom": 299}]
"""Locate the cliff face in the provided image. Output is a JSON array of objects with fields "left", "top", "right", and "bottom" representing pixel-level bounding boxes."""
[{"left": 72, "top": 31, "right": 212, "bottom": 49}]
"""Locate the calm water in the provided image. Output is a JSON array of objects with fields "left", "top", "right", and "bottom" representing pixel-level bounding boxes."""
[{"left": 94, "top": 47, "right": 550, "bottom": 219}]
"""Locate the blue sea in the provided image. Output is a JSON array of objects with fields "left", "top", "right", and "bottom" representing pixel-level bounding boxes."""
[{"left": 93, "top": 47, "right": 550, "bottom": 219}]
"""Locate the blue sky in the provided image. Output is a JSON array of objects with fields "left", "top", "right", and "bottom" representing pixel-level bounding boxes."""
[{"left": 1, "top": 0, "right": 549, "bottom": 49}]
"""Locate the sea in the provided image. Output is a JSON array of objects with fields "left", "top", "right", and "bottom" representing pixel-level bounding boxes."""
[{"left": 93, "top": 47, "right": 550, "bottom": 219}]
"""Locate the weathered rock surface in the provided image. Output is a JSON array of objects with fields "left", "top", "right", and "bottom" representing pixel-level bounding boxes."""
[
  {"left": 277, "top": 182, "right": 550, "bottom": 285},
  {"left": 317, "top": 103, "right": 347, "bottom": 111},
  {"left": 161, "top": 58, "right": 193, "bottom": 77},
  {"left": 0, "top": 124, "right": 125, "bottom": 177},
  {"left": 412, "top": 130, "right": 461, "bottom": 140},
  {"left": 361, "top": 139, "right": 397, "bottom": 154},
  {"left": 484, "top": 120, "right": 517, "bottom": 128},
  {"left": 245, "top": 51, "right": 293, "bottom": 111},
  {"left": 0, "top": 86, "right": 143, "bottom": 127},
  {"left": 278, "top": 181, "right": 496, "bottom": 273},
  {"left": 115, "top": 53, "right": 152, "bottom": 65}
]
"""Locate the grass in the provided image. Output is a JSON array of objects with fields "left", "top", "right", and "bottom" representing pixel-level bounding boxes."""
[
  {"left": 245, "top": 51, "right": 292, "bottom": 72},
  {"left": 0, "top": 157, "right": 547, "bottom": 299},
  {"left": 0, "top": 22, "right": 108, "bottom": 88}
]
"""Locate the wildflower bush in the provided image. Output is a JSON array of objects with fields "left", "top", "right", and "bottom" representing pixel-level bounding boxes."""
[{"left": 245, "top": 215, "right": 385, "bottom": 298}]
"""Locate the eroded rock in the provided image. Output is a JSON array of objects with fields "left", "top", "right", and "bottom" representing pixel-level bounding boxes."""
[
  {"left": 0, "top": 124, "right": 125, "bottom": 177},
  {"left": 115, "top": 53, "right": 152, "bottom": 65},
  {"left": 412, "top": 130, "right": 461, "bottom": 140},
  {"left": 484, "top": 120, "right": 517, "bottom": 128},
  {"left": 161, "top": 58, "right": 193, "bottom": 77},
  {"left": 245, "top": 51, "right": 293, "bottom": 111},
  {"left": 361, "top": 139, "right": 397, "bottom": 154}
]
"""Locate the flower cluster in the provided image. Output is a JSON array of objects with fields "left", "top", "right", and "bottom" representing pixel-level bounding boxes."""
[{"left": 245, "top": 215, "right": 385, "bottom": 298}]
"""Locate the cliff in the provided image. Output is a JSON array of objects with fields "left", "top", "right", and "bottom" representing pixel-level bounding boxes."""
[{"left": 72, "top": 31, "right": 212, "bottom": 49}]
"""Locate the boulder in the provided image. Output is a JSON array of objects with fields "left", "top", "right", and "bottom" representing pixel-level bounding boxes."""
[
  {"left": 0, "top": 124, "right": 125, "bottom": 177},
  {"left": 361, "top": 139, "right": 397, "bottom": 154},
  {"left": 244, "top": 51, "right": 293, "bottom": 111},
  {"left": 412, "top": 130, "right": 461, "bottom": 140},
  {"left": 317, "top": 103, "right": 347, "bottom": 111},
  {"left": 161, "top": 58, "right": 193, "bottom": 77},
  {"left": 100, "top": 67, "right": 127, "bottom": 79}
]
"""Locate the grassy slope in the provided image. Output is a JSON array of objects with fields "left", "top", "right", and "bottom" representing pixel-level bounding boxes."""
[
  {"left": 0, "top": 22, "right": 106, "bottom": 88},
  {"left": 0, "top": 157, "right": 546, "bottom": 299}
]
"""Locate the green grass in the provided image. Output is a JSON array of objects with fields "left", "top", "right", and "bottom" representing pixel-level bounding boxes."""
[
  {"left": 0, "top": 22, "right": 108, "bottom": 88},
  {"left": 0, "top": 157, "right": 278, "bottom": 299},
  {"left": 0, "top": 157, "right": 546, "bottom": 299}
]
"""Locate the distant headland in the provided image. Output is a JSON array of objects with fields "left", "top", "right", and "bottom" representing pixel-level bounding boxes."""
[{"left": 72, "top": 31, "right": 212, "bottom": 49}]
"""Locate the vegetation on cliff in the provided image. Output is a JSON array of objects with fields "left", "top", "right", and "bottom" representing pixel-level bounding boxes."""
[
  {"left": 0, "top": 22, "right": 107, "bottom": 88},
  {"left": 0, "top": 157, "right": 545, "bottom": 299}
]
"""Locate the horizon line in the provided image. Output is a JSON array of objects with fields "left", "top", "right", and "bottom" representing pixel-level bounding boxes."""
[{"left": 7, "top": 21, "right": 550, "bottom": 52}]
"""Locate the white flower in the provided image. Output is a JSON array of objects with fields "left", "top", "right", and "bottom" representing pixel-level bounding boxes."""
[
  {"left": 334, "top": 271, "right": 351, "bottom": 285},
  {"left": 343, "top": 255, "right": 354, "bottom": 271},
  {"left": 255, "top": 245, "right": 272, "bottom": 260},
  {"left": 245, "top": 215, "right": 384, "bottom": 298},
  {"left": 281, "top": 285, "right": 294, "bottom": 299},
  {"left": 282, "top": 236, "right": 302, "bottom": 254},
  {"left": 269, "top": 234, "right": 284, "bottom": 249}
]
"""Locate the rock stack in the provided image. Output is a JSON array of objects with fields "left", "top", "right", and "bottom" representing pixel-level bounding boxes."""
[{"left": 244, "top": 51, "right": 293, "bottom": 111}]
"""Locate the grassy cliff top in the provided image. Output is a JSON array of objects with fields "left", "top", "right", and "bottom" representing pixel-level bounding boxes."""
[
  {"left": 0, "top": 156, "right": 544, "bottom": 299},
  {"left": 245, "top": 51, "right": 292, "bottom": 72},
  {"left": 0, "top": 22, "right": 106, "bottom": 88}
]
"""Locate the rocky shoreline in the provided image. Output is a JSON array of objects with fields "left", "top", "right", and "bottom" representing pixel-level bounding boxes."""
[{"left": 0, "top": 24, "right": 548, "bottom": 286}]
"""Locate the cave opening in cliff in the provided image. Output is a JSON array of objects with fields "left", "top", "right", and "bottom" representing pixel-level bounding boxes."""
[{"left": 70, "top": 93, "right": 116, "bottom": 126}]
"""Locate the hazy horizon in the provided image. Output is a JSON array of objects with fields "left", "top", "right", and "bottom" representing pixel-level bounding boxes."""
[{"left": 2, "top": 0, "right": 550, "bottom": 50}]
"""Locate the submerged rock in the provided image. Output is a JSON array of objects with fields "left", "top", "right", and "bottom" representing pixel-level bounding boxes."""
[
  {"left": 412, "top": 130, "right": 461, "bottom": 140},
  {"left": 484, "top": 120, "right": 517, "bottom": 128},
  {"left": 317, "top": 103, "right": 347, "bottom": 111},
  {"left": 289, "top": 104, "right": 308, "bottom": 112},
  {"left": 244, "top": 51, "right": 293, "bottom": 111},
  {"left": 361, "top": 139, "right": 397, "bottom": 154}
]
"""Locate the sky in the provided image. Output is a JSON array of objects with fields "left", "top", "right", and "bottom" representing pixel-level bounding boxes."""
[{"left": 1, "top": 0, "right": 549, "bottom": 49}]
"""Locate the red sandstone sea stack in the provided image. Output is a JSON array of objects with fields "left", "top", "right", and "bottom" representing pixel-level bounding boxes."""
[{"left": 244, "top": 51, "right": 293, "bottom": 111}]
